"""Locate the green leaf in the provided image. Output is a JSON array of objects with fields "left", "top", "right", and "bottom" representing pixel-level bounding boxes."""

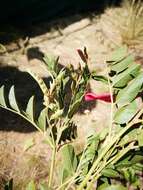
[
  {"left": 26, "top": 96, "right": 35, "bottom": 122},
  {"left": 37, "top": 108, "right": 46, "bottom": 132},
  {"left": 118, "top": 128, "right": 139, "bottom": 146},
  {"left": 97, "top": 182, "right": 109, "bottom": 190},
  {"left": 68, "top": 98, "right": 83, "bottom": 119},
  {"left": 101, "top": 168, "right": 120, "bottom": 178},
  {"left": 133, "top": 163, "right": 143, "bottom": 171},
  {"left": 50, "top": 109, "right": 63, "bottom": 120},
  {"left": 77, "top": 135, "right": 99, "bottom": 182},
  {"left": 43, "top": 55, "right": 57, "bottom": 77},
  {"left": 61, "top": 168, "right": 69, "bottom": 185},
  {"left": 0, "top": 85, "right": 6, "bottom": 107},
  {"left": 26, "top": 180, "right": 36, "bottom": 190},
  {"left": 99, "top": 128, "right": 108, "bottom": 141},
  {"left": 23, "top": 138, "right": 35, "bottom": 151},
  {"left": 111, "top": 55, "right": 133, "bottom": 73},
  {"left": 61, "top": 144, "right": 77, "bottom": 182},
  {"left": 112, "top": 63, "right": 141, "bottom": 87},
  {"left": 103, "top": 185, "right": 127, "bottom": 190},
  {"left": 122, "top": 168, "right": 136, "bottom": 183},
  {"left": 109, "top": 45, "right": 127, "bottom": 62},
  {"left": 91, "top": 74, "right": 108, "bottom": 84},
  {"left": 115, "top": 151, "right": 143, "bottom": 169},
  {"left": 9, "top": 86, "right": 20, "bottom": 112},
  {"left": 116, "top": 72, "right": 143, "bottom": 107},
  {"left": 114, "top": 100, "right": 138, "bottom": 124}
]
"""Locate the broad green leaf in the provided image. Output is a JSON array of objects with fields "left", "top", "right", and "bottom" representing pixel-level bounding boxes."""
[
  {"left": 114, "top": 100, "right": 138, "bottom": 124},
  {"left": 111, "top": 55, "right": 134, "bottom": 73},
  {"left": 37, "top": 108, "right": 46, "bottom": 132},
  {"left": 109, "top": 45, "right": 127, "bottom": 62},
  {"left": 26, "top": 180, "right": 36, "bottom": 190},
  {"left": 23, "top": 138, "right": 35, "bottom": 151},
  {"left": 116, "top": 72, "right": 143, "bottom": 107},
  {"left": 103, "top": 184, "right": 127, "bottom": 190},
  {"left": 61, "top": 144, "right": 77, "bottom": 182},
  {"left": 0, "top": 85, "right": 6, "bottom": 107},
  {"left": 26, "top": 96, "right": 35, "bottom": 122},
  {"left": 118, "top": 128, "right": 139, "bottom": 146},
  {"left": 9, "top": 86, "right": 20, "bottom": 112},
  {"left": 101, "top": 168, "right": 120, "bottom": 178},
  {"left": 112, "top": 64, "right": 141, "bottom": 87}
]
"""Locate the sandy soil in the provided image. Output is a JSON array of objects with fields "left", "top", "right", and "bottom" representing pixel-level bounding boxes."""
[{"left": 0, "top": 8, "right": 143, "bottom": 189}]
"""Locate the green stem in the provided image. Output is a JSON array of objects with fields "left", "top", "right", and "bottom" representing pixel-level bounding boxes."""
[
  {"left": 48, "top": 147, "right": 56, "bottom": 188},
  {"left": 77, "top": 116, "right": 143, "bottom": 190},
  {"left": 86, "top": 142, "right": 135, "bottom": 189},
  {"left": 107, "top": 73, "right": 114, "bottom": 140},
  {"left": 57, "top": 176, "right": 76, "bottom": 190}
]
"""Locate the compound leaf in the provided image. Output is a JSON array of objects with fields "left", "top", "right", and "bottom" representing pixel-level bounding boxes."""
[
  {"left": 111, "top": 55, "right": 134, "bottom": 73},
  {"left": 116, "top": 72, "right": 143, "bottom": 107},
  {"left": 112, "top": 64, "right": 141, "bottom": 87}
]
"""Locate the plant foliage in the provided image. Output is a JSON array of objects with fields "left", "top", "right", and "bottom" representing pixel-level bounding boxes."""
[{"left": 1, "top": 46, "right": 143, "bottom": 189}]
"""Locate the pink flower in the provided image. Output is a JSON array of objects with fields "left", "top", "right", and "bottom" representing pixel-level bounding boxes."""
[{"left": 85, "top": 92, "right": 113, "bottom": 103}]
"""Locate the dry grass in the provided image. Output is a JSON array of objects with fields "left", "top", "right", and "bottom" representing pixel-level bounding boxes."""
[
  {"left": 101, "top": 0, "right": 143, "bottom": 49},
  {"left": 0, "top": 133, "right": 50, "bottom": 189}
]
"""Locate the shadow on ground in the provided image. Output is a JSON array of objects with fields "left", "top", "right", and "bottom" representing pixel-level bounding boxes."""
[
  {"left": 0, "top": 65, "right": 44, "bottom": 132},
  {"left": 0, "top": 0, "right": 122, "bottom": 46},
  {"left": 0, "top": 61, "right": 96, "bottom": 132}
]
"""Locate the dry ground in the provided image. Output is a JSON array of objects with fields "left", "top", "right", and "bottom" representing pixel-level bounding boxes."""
[{"left": 0, "top": 6, "right": 143, "bottom": 189}]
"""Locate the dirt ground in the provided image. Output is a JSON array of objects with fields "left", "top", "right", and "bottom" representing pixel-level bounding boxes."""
[{"left": 0, "top": 7, "right": 143, "bottom": 189}]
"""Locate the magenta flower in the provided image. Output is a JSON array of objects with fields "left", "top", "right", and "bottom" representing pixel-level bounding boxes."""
[{"left": 85, "top": 92, "right": 113, "bottom": 103}]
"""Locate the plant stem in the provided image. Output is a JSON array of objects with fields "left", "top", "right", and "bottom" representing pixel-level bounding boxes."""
[
  {"left": 87, "top": 142, "right": 136, "bottom": 189},
  {"left": 48, "top": 146, "right": 56, "bottom": 188},
  {"left": 57, "top": 176, "right": 76, "bottom": 190},
  {"left": 77, "top": 114, "right": 143, "bottom": 190},
  {"left": 105, "top": 62, "right": 114, "bottom": 141}
]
